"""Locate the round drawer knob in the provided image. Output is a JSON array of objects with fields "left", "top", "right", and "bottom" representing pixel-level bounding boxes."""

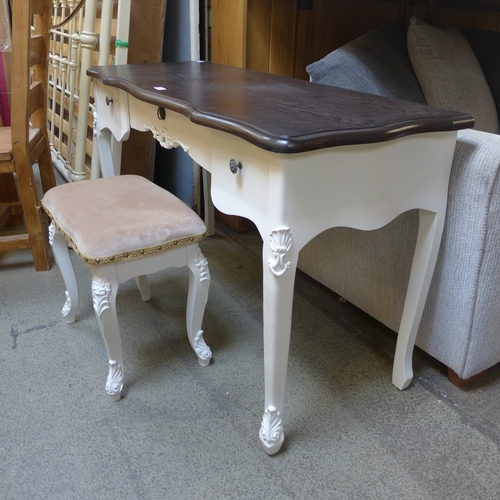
[{"left": 229, "top": 159, "right": 242, "bottom": 174}]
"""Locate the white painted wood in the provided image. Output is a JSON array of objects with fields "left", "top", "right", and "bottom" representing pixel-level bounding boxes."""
[
  {"left": 48, "top": 2, "right": 130, "bottom": 181},
  {"left": 92, "top": 85, "right": 458, "bottom": 454},
  {"left": 135, "top": 275, "right": 151, "bottom": 301},
  {"left": 97, "top": 0, "right": 114, "bottom": 65},
  {"left": 93, "top": 84, "right": 131, "bottom": 143},
  {"left": 92, "top": 83, "right": 131, "bottom": 178},
  {"left": 108, "top": 0, "right": 131, "bottom": 177},
  {"left": 202, "top": 169, "right": 215, "bottom": 236},
  {"left": 49, "top": 222, "right": 212, "bottom": 401},
  {"left": 95, "top": 129, "right": 119, "bottom": 178},
  {"left": 189, "top": 0, "right": 200, "bottom": 61},
  {"left": 188, "top": 0, "right": 213, "bottom": 229},
  {"left": 115, "top": 0, "right": 131, "bottom": 65},
  {"left": 49, "top": 1, "right": 85, "bottom": 180},
  {"left": 72, "top": 0, "right": 98, "bottom": 182},
  {"left": 48, "top": 223, "right": 79, "bottom": 324},
  {"left": 90, "top": 0, "right": 126, "bottom": 179},
  {"left": 392, "top": 209, "right": 445, "bottom": 390}
]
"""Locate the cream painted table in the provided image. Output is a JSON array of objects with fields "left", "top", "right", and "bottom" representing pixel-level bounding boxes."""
[{"left": 88, "top": 61, "right": 472, "bottom": 455}]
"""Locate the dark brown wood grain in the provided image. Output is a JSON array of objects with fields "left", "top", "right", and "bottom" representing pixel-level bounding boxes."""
[{"left": 88, "top": 61, "right": 473, "bottom": 154}]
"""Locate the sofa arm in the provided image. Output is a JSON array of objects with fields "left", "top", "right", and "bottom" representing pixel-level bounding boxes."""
[{"left": 418, "top": 128, "right": 500, "bottom": 378}]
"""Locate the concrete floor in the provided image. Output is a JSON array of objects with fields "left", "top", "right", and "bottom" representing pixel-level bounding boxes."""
[{"left": 1, "top": 221, "right": 500, "bottom": 499}]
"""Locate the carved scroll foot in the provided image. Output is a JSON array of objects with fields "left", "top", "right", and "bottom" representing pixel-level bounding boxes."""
[
  {"left": 61, "top": 291, "right": 76, "bottom": 324},
  {"left": 186, "top": 246, "right": 211, "bottom": 366},
  {"left": 194, "top": 330, "right": 212, "bottom": 367},
  {"left": 50, "top": 222, "right": 78, "bottom": 323},
  {"left": 259, "top": 406, "right": 284, "bottom": 455},
  {"left": 105, "top": 360, "right": 123, "bottom": 402}
]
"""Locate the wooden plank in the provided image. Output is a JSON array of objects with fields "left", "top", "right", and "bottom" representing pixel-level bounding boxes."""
[
  {"left": 269, "top": 0, "right": 298, "bottom": 77},
  {"left": 0, "top": 202, "right": 23, "bottom": 229},
  {"left": 29, "top": 82, "right": 44, "bottom": 117},
  {"left": 430, "top": 4, "right": 500, "bottom": 28},
  {"left": 246, "top": 0, "right": 272, "bottom": 72},
  {"left": 211, "top": 0, "right": 248, "bottom": 67},
  {"left": 0, "top": 174, "right": 18, "bottom": 204},
  {"left": 295, "top": 0, "right": 401, "bottom": 81},
  {"left": 295, "top": 0, "right": 350, "bottom": 81},
  {"left": 0, "top": 161, "right": 14, "bottom": 172},
  {"left": 405, "top": 3, "right": 428, "bottom": 27},
  {"left": 0, "top": 233, "right": 31, "bottom": 251},
  {"left": 30, "top": 35, "right": 44, "bottom": 66},
  {"left": 32, "top": 0, "right": 45, "bottom": 16},
  {"left": 0, "top": 203, "right": 12, "bottom": 228},
  {"left": 438, "top": 0, "right": 500, "bottom": 10},
  {"left": 216, "top": 0, "right": 500, "bottom": 83}
]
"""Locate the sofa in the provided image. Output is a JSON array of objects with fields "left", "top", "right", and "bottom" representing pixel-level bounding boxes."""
[{"left": 299, "top": 17, "right": 500, "bottom": 386}]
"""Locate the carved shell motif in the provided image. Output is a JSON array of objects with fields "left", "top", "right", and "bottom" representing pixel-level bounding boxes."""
[
  {"left": 61, "top": 290, "right": 72, "bottom": 317},
  {"left": 259, "top": 406, "right": 283, "bottom": 444},
  {"left": 268, "top": 227, "right": 293, "bottom": 277},
  {"left": 48, "top": 222, "right": 56, "bottom": 246},
  {"left": 105, "top": 360, "right": 123, "bottom": 396},
  {"left": 92, "top": 276, "right": 111, "bottom": 318},
  {"left": 195, "top": 248, "right": 210, "bottom": 283},
  {"left": 194, "top": 330, "right": 212, "bottom": 361},
  {"left": 92, "top": 109, "right": 97, "bottom": 133}
]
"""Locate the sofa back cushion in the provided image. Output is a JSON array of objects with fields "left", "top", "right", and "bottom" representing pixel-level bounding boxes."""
[
  {"left": 306, "top": 23, "right": 426, "bottom": 104},
  {"left": 461, "top": 27, "right": 500, "bottom": 124},
  {"left": 408, "top": 17, "right": 499, "bottom": 134}
]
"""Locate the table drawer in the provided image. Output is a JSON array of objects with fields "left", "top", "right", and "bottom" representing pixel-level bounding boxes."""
[{"left": 94, "top": 82, "right": 130, "bottom": 141}]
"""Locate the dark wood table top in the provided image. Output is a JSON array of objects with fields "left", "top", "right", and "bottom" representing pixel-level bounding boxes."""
[{"left": 88, "top": 61, "right": 473, "bottom": 154}]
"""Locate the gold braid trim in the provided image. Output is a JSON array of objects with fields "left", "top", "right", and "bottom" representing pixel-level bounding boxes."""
[{"left": 41, "top": 201, "right": 207, "bottom": 266}]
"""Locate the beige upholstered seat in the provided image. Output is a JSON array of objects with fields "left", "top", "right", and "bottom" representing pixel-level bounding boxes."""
[
  {"left": 42, "top": 175, "right": 207, "bottom": 263},
  {"left": 42, "top": 175, "right": 212, "bottom": 401}
]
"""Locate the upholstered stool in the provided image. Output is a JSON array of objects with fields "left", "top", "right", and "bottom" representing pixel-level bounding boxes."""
[{"left": 41, "top": 175, "right": 212, "bottom": 401}]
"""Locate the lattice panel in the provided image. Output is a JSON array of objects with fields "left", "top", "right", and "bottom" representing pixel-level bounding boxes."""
[{"left": 48, "top": 0, "right": 120, "bottom": 181}]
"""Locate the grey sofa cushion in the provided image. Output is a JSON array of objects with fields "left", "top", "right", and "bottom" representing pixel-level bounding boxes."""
[
  {"left": 306, "top": 23, "right": 426, "bottom": 104},
  {"left": 461, "top": 27, "right": 500, "bottom": 122},
  {"left": 408, "top": 17, "right": 499, "bottom": 134}
]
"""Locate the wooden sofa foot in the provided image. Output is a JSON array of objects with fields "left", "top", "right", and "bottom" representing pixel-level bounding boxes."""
[{"left": 447, "top": 367, "right": 489, "bottom": 388}]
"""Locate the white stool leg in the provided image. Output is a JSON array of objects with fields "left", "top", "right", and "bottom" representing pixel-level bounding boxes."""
[
  {"left": 48, "top": 222, "right": 79, "bottom": 324},
  {"left": 135, "top": 275, "right": 151, "bottom": 301},
  {"left": 186, "top": 245, "right": 212, "bottom": 367},
  {"left": 91, "top": 269, "right": 124, "bottom": 401}
]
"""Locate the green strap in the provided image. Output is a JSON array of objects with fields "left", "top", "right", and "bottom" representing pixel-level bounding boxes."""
[{"left": 115, "top": 39, "right": 129, "bottom": 48}]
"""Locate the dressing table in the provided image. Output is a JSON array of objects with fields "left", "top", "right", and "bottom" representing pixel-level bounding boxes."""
[{"left": 87, "top": 61, "right": 472, "bottom": 454}]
